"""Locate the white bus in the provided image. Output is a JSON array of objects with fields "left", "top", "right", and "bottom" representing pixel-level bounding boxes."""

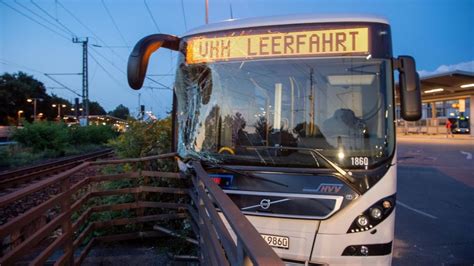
[{"left": 128, "top": 14, "right": 421, "bottom": 265}]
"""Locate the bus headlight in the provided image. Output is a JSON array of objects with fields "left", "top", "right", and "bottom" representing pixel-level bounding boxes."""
[
  {"left": 347, "top": 194, "right": 396, "bottom": 233},
  {"left": 370, "top": 207, "right": 382, "bottom": 219},
  {"left": 357, "top": 215, "right": 369, "bottom": 227}
]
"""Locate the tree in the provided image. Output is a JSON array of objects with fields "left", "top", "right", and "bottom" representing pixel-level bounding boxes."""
[
  {"left": 108, "top": 104, "right": 130, "bottom": 119},
  {"left": 0, "top": 72, "right": 78, "bottom": 124},
  {"left": 89, "top": 101, "right": 107, "bottom": 115},
  {"left": 0, "top": 72, "right": 48, "bottom": 125}
]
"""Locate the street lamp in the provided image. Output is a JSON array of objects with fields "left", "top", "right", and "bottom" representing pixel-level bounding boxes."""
[
  {"left": 27, "top": 98, "right": 43, "bottom": 122},
  {"left": 17, "top": 110, "right": 24, "bottom": 126},
  {"left": 52, "top": 103, "right": 67, "bottom": 120}
]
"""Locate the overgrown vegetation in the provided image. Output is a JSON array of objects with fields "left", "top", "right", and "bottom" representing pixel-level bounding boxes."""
[
  {"left": 0, "top": 122, "right": 117, "bottom": 169},
  {"left": 108, "top": 117, "right": 172, "bottom": 158},
  {"left": 75, "top": 117, "right": 196, "bottom": 256}
]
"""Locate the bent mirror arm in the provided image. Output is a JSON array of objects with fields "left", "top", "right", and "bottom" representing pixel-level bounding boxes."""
[{"left": 127, "top": 34, "right": 180, "bottom": 90}]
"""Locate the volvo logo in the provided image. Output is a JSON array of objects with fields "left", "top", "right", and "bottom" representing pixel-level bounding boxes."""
[
  {"left": 241, "top": 198, "right": 290, "bottom": 211},
  {"left": 260, "top": 199, "right": 271, "bottom": 209}
]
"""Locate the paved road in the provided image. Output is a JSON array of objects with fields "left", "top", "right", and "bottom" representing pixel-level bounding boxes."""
[{"left": 393, "top": 136, "right": 474, "bottom": 265}]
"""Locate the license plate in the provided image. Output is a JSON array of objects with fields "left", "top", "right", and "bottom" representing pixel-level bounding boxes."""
[{"left": 261, "top": 234, "right": 289, "bottom": 249}]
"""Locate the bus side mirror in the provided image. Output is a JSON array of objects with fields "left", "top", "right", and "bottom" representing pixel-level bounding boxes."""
[
  {"left": 397, "top": 56, "right": 421, "bottom": 121},
  {"left": 127, "top": 34, "right": 180, "bottom": 90}
]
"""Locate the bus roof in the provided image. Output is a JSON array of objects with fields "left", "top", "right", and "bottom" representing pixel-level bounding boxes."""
[{"left": 184, "top": 14, "right": 389, "bottom": 37}]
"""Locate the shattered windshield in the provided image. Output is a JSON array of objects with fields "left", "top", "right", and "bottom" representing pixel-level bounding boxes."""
[{"left": 175, "top": 56, "right": 394, "bottom": 169}]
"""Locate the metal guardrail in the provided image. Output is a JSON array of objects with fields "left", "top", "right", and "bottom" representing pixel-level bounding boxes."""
[
  {"left": 189, "top": 161, "right": 283, "bottom": 266},
  {"left": 0, "top": 153, "right": 283, "bottom": 265}
]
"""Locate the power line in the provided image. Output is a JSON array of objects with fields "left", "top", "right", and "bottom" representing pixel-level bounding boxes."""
[
  {"left": 144, "top": 0, "right": 160, "bottom": 32},
  {"left": 44, "top": 73, "right": 82, "bottom": 97},
  {"left": 0, "top": 58, "right": 84, "bottom": 99},
  {"left": 56, "top": 0, "right": 173, "bottom": 93},
  {"left": 56, "top": 0, "right": 127, "bottom": 63},
  {"left": 0, "top": 58, "right": 44, "bottom": 74},
  {"left": 57, "top": 1, "right": 102, "bottom": 43},
  {"left": 88, "top": 51, "right": 127, "bottom": 91},
  {"left": 145, "top": 76, "right": 173, "bottom": 90},
  {"left": 229, "top": 2, "right": 234, "bottom": 19},
  {"left": 101, "top": 0, "right": 128, "bottom": 46},
  {"left": 89, "top": 47, "right": 128, "bottom": 77},
  {"left": 146, "top": 87, "right": 169, "bottom": 115},
  {"left": 30, "top": 0, "right": 76, "bottom": 37},
  {"left": 180, "top": 0, "right": 188, "bottom": 31},
  {"left": 89, "top": 46, "right": 172, "bottom": 90},
  {"left": 13, "top": 0, "right": 72, "bottom": 37},
  {"left": 1, "top": 0, "right": 70, "bottom": 41}
]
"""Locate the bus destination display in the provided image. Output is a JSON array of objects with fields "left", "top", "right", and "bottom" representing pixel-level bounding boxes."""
[{"left": 186, "top": 27, "right": 369, "bottom": 64}]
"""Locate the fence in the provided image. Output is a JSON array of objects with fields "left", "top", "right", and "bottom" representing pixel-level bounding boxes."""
[
  {"left": 396, "top": 118, "right": 449, "bottom": 135},
  {"left": 0, "top": 153, "right": 283, "bottom": 265}
]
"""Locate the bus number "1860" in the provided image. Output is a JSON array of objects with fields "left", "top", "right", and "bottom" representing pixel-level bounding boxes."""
[{"left": 351, "top": 157, "right": 369, "bottom": 166}]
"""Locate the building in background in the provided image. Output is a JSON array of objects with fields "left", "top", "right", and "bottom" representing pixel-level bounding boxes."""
[
  {"left": 63, "top": 115, "right": 128, "bottom": 132},
  {"left": 396, "top": 70, "right": 473, "bottom": 136}
]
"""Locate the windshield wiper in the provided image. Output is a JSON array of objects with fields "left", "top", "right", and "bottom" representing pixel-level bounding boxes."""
[
  {"left": 245, "top": 146, "right": 356, "bottom": 185},
  {"left": 302, "top": 147, "right": 356, "bottom": 184}
]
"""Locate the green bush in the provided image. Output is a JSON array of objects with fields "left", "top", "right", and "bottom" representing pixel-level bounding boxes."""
[
  {"left": 108, "top": 117, "right": 172, "bottom": 158},
  {"left": 7, "top": 122, "right": 118, "bottom": 168},
  {"left": 69, "top": 125, "right": 117, "bottom": 145},
  {"left": 12, "top": 121, "right": 70, "bottom": 154}
]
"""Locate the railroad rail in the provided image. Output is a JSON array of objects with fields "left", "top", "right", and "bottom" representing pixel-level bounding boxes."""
[
  {"left": 0, "top": 149, "right": 113, "bottom": 192},
  {"left": 0, "top": 153, "right": 283, "bottom": 265}
]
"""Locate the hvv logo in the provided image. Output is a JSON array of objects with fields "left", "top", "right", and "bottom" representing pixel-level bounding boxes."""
[{"left": 316, "top": 183, "right": 343, "bottom": 193}]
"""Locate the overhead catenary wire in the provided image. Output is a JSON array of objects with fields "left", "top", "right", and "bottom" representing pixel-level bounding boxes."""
[
  {"left": 56, "top": 1, "right": 104, "bottom": 44},
  {"left": 101, "top": 0, "right": 129, "bottom": 46},
  {"left": 146, "top": 87, "right": 170, "bottom": 117},
  {"left": 91, "top": 46, "right": 173, "bottom": 90},
  {"left": 88, "top": 52, "right": 124, "bottom": 87},
  {"left": 30, "top": 0, "right": 76, "bottom": 37},
  {"left": 56, "top": 0, "right": 174, "bottom": 91},
  {"left": 0, "top": 58, "right": 44, "bottom": 75},
  {"left": 88, "top": 50, "right": 136, "bottom": 98},
  {"left": 43, "top": 73, "right": 82, "bottom": 97},
  {"left": 13, "top": 0, "right": 72, "bottom": 37},
  {"left": 6, "top": 0, "right": 172, "bottom": 115},
  {"left": 144, "top": 0, "right": 161, "bottom": 32},
  {"left": 180, "top": 0, "right": 188, "bottom": 31},
  {"left": 0, "top": 58, "right": 84, "bottom": 99},
  {"left": 1, "top": 0, "right": 70, "bottom": 41},
  {"left": 2, "top": 1, "right": 132, "bottom": 112},
  {"left": 56, "top": 0, "right": 127, "bottom": 63},
  {"left": 86, "top": 51, "right": 135, "bottom": 110}
]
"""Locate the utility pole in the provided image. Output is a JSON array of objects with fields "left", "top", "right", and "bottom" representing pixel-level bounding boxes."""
[
  {"left": 73, "top": 37, "right": 89, "bottom": 125},
  {"left": 205, "top": 0, "right": 209, "bottom": 24}
]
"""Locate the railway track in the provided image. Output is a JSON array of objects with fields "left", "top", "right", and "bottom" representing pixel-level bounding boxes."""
[{"left": 0, "top": 148, "right": 113, "bottom": 194}]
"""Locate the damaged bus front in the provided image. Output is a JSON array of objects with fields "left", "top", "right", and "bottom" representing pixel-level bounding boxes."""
[{"left": 127, "top": 14, "right": 421, "bottom": 265}]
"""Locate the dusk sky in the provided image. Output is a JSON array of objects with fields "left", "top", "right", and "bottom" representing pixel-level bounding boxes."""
[{"left": 1, "top": 0, "right": 473, "bottom": 117}]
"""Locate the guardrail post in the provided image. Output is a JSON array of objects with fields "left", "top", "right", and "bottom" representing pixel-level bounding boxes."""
[
  {"left": 60, "top": 174, "right": 74, "bottom": 265},
  {"left": 236, "top": 239, "right": 244, "bottom": 265}
]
